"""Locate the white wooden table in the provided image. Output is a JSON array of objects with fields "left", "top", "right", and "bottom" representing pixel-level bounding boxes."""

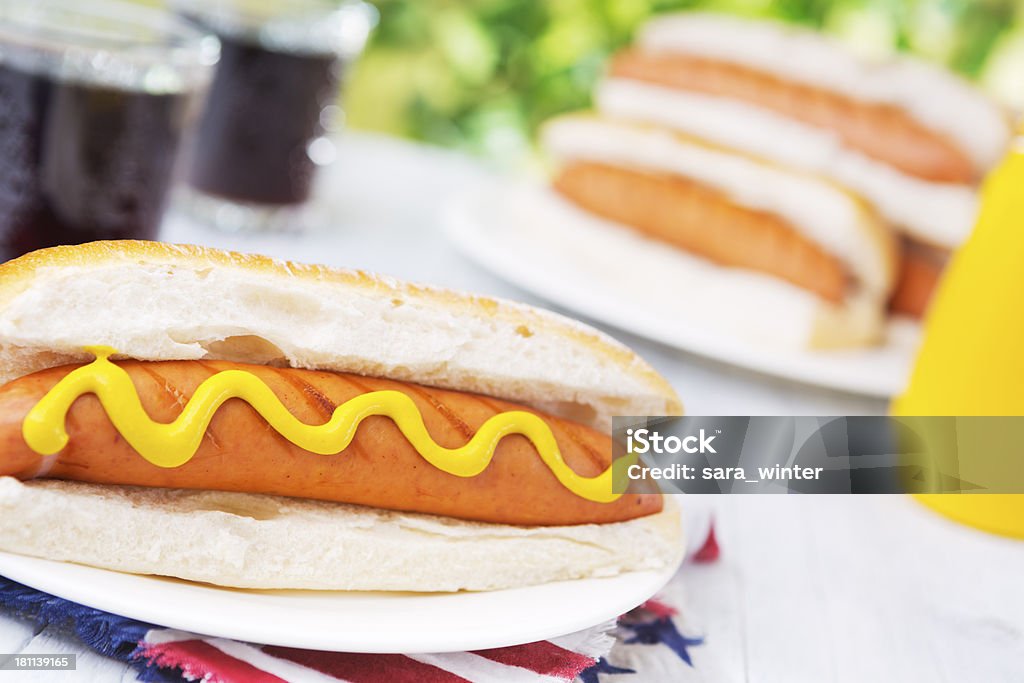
[{"left": 3, "top": 134, "right": 1021, "bottom": 682}]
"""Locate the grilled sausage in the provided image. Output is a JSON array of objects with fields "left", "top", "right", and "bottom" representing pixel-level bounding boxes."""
[
  {"left": 610, "top": 50, "right": 976, "bottom": 184},
  {"left": 0, "top": 359, "right": 662, "bottom": 526}
]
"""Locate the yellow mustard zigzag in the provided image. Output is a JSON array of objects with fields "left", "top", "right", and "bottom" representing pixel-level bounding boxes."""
[{"left": 22, "top": 347, "right": 622, "bottom": 503}]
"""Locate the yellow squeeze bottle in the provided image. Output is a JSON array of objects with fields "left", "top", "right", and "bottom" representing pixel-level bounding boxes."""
[{"left": 892, "top": 135, "right": 1024, "bottom": 537}]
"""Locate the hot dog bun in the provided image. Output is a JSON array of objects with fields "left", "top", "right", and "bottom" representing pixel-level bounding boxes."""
[
  {"left": 0, "top": 479, "right": 681, "bottom": 591},
  {"left": 0, "top": 241, "right": 683, "bottom": 591},
  {"left": 0, "top": 241, "right": 680, "bottom": 427},
  {"left": 541, "top": 115, "right": 896, "bottom": 348},
  {"left": 632, "top": 12, "right": 1010, "bottom": 176}
]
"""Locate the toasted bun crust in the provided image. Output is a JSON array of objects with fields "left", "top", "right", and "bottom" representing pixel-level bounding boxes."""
[
  {"left": 543, "top": 115, "right": 896, "bottom": 301},
  {"left": 0, "top": 241, "right": 680, "bottom": 430},
  {"left": 0, "top": 478, "right": 683, "bottom": 591},
  {"left": 596, "top": 79, "right": 980, "bottom": 249},
  {"left": 637, "top": 13, "right": 1011, "bottom": 173}
]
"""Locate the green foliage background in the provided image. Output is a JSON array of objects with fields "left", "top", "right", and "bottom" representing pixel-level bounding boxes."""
[{"left": 345, "top": 0, "right": 1024, "bottom": 162}]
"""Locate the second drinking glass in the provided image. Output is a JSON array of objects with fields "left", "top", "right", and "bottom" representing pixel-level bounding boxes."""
[{"left": 175, "top": 0, "right": 376, "bottom": 232}]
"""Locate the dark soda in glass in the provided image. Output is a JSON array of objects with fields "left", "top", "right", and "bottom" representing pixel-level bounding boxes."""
[
  {"left": 0, "top": 0, "right": 216, "bottom": 262},
  {"left": 0, "top": 68, "right": 189, "bottom": 260},
  {"left": 175, "top": 0, "right": 375, "bottom": 230},
  {"left": 186, "top": 30, "right": 340, "bottom": 206}
]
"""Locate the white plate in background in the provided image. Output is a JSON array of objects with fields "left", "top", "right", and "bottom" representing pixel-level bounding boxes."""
[{"left": 444, "top": 182, "right": 920, "bottom": 398}]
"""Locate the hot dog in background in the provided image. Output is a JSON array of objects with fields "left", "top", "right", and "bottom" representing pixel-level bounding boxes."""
[
  {"left": 538, "top": 12, "right": 1011, "bottom": 344},
  {"left": 0, "top": 241, "right": 683, "bottom": 591},
  {"left": 542, "top": 115, "right": 898, "bottom": 348}
]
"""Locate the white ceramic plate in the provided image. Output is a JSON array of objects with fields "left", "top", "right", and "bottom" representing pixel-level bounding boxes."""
[
  {"left": 445, "top": 183, "right": 920, "bottom": 398},
  {"left": 0, "top": 551, "right": 681, "bottom": 653}
]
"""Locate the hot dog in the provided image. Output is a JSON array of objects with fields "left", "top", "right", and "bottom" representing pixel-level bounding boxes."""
[
  {"left": 553, "top": 160, "right": 849, "bottom": 303},
  {"left": 0, "top": 358, "right": 661, "bottom": 526},
  {"left": 541, "top": 115, "right": 897, "bottom": 349},
  {"left": 0, "top": 241, "right": 683, "bottom": 591},
  {"left": 587, "top": 13, "right": 1010, "bottom": 321},
  {"left": 609, "top": 50, "right": 975, "bottom": 184},
  {"left": 890, "top": 239, "right": 948, "bottom": 318}
]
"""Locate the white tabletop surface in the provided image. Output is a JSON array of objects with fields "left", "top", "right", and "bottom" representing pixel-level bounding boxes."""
[{"left": 2, "top": 134, "right": 1021, "bottom": 682}]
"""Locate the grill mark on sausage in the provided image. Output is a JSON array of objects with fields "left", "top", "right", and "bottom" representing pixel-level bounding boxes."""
[
  {"left": 555, "top": 421, "right": 611, "bottom": 474},
  {"left": 295, "top": 371, "right": 380, "bottom": 462},
  {"left": 331, "top": 374, "right": 452, "bottom": 464},
  {"left": 400, "top": 383, "right": 476, "bottom": 441},
  {"left": 186, "top": 360, "right": 242, "bottom": 451},
  {"left": 473, "top": 395, "right": 607, "bottom": 474},
  {"left": 274, "top": 369, "right": 338, "bottom": 421},
  {"left": 470, "top": 395, "right": 505, "bottom": 414},
  {"left": 138, "top": 364, "right": 190, "bottom": 411},
  {"left": 56, "top": 460, "right": 91, "bottom": 470},
  {"left": 338, "top": 374, "right": 374, "bottom": 394}
]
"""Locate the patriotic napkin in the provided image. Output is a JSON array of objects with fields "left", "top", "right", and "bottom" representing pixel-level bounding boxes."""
[{"left": 0, "top": 525, "right": 716, "bottom": 682}]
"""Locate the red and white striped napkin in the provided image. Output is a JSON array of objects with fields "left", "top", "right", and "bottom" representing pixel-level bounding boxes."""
[{"left": 137, "top": 621, "right": 615, "bottom": 682}]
